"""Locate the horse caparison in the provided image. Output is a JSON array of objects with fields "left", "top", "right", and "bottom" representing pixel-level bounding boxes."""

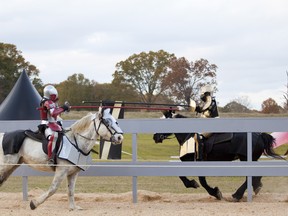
[
  {"left": 153, "top": 110, "right": 283, "bottom": 201},
  {"left": 0, "top": 108, "right": 123, "bottom": 210}
]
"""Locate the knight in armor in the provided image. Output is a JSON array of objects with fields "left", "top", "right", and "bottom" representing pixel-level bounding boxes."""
[
  {"left": 194, "top": 84, "right": 219, "bottom": 160},
  {"left": 195, "top": 84, "right": 219, "bottom": 120},
  {"left": 39, "top": 85, "right": 70, "bottom": 165}
]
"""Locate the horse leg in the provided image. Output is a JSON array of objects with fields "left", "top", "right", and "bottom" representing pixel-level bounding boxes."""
[
  {"left": 179, "top": 155, "right": 199, "bottom": 189},
  {"left": 179, "top": 176, "right": 200, "bottom": 188},
  {"left": 67, "top": 172, "right": 82, "bottom": 210},
  {"left": 232, "top": 176, "right": 262, "bottom": 201},
  {"left": 199, "top": 176, "right": 223, "bottom": 200},
  {"left": 232, "top": 177, "right": 247, "bottom": 201},
  {"left": 252, "top": 176, "right": 263, "bottom": 195},
  {"left": 30, "top": 168, "right": 67, "bottom": 210},
  {"left": 0, "top": 165, "right": 20, "bottom": 186},
  {"left": 232, "top": 153, "right": 263, "bottom": 201},
  {"left": 0, "top": 154, "right": 21, "bottom": 186}
]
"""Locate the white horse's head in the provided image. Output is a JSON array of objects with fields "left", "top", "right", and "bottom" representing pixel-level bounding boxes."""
[{"left": 94, "top": 108, "right": 124, "bottom": 144}]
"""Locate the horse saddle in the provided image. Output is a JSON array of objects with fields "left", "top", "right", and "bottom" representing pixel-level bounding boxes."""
[
  {"left": 2, "top": 130, "right": 62, "bottom": 156},
  {"left": 25, "top": 130, "right": 63, "bottom": 155},
  {"left": 24, "top": 130, "right": 45, "bottom": 142},
  {"left": 204, "top": 133, "right": 234, "bottom": 154}
]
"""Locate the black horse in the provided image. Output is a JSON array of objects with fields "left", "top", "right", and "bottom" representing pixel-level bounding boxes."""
[{"left": 153, "top": 110, "right": 282, "bottom": 201}]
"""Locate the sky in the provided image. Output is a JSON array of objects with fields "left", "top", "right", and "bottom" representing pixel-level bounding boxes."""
[{"left": 1, "top": 0, "right": 288, "bottom": 110}]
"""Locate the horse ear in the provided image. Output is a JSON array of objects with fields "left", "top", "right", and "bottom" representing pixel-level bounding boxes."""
[
  {"left": 103, "top": 108, "right": 110, "bottom": 115},
  {"left": 99, "top": 106, "right": 103, "bottom": 114},
  {"left": 97, "top": 107, "right": 103, "bottom": 118}
]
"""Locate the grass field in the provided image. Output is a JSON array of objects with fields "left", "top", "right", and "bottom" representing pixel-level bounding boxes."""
[{"left": 0, "top": 110, "right": 287, "bottom": 194}]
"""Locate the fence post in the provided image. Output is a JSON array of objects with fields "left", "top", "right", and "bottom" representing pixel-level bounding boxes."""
[
  {"left": 247, "top": 132, "right": 253, "bottom": 202},
  {"left": 22, "top": 176, "right": 28, "bottom": 201},
  {"left": 132, "top": 133, "right": 138, "bottom": 203}
]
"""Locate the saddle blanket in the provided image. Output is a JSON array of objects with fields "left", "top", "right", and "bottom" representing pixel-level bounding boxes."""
[
  {"left": 2, "top": 130, "right": 26, "bottom": 155},
  {"left": 58, "top": 136, "right": 92, "bottom": 171}
]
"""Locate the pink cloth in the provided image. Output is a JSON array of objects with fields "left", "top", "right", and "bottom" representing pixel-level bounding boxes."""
[{"left": 271, "top": 132, "right": 288, "bottom": 148}]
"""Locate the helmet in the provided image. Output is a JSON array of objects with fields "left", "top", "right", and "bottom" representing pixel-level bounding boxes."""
[
  {"left": 43, "top": 85, "right": 58, "bottom": 102},
  {"left": 200, "top": 84, "right": 213, "bottom": 96}
]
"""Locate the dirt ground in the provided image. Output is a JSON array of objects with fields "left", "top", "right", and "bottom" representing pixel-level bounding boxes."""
[{"left": 0, "top": 189, "right": 287, "bottom": 216}]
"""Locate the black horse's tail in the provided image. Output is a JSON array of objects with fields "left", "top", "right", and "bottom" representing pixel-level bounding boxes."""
[{"left": 261, "top": 133, "right": 284, "bottom": 160}]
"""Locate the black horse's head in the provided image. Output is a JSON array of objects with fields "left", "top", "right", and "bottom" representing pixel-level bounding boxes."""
[
  {"left": 153, "top": 109, "right": 190, "bottom": 144},
  {"left": 161, "top": 109, "right": 175, "bottom": 118},
  {"left": 153, "top": 133, "right": 173, "bottom": 143},
  {"left": 153, "top": 109, "right": 175, "bottom": 143}
]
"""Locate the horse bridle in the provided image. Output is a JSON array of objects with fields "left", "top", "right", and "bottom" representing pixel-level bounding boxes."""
[
  {"left": 76, "top": 116, "right": 122, "bottom": 142},
  {"left": 72, "top": 117, "right": 115, "bottom": 156},
  {"left": 97, "top": 117, "right": 123, "bottom": 137}
]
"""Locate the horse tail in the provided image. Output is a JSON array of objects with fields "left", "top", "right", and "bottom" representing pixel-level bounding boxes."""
[{"left": 261, "top": 133, "right": 284, "bottom": 160}]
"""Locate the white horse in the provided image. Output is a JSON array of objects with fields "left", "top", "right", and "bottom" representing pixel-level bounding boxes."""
[{"left": 0, "top": 108, "right": 124, "bottom": 210}]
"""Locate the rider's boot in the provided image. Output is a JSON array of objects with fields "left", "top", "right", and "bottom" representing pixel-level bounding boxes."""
[
  {"left": 197, "top": 134, "right": 204, "bottom": 161},
  {"left": 47, "top": 135, "right": 55, "bottom": 165}
]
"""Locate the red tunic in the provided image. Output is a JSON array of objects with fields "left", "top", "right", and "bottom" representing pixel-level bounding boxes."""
[{"left": 40, "top": 99, "right": 65, "bottom": 131}]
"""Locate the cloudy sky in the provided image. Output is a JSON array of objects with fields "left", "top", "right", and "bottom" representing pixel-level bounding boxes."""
[{"left": 1, "top": 0, "right": 287, "bottom": 110}]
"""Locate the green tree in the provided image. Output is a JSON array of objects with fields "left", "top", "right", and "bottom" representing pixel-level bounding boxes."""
[
  {"left": 112, "top": 50, "right": 175, "bottom": 103},
  {"left": 0, "top": 43, "right": 42, "bottom": 103},
  {"left": 163, "top": 57, "right": 217, "bottom": 105},
  {"left": 56, "top": 73, "right": 94, "bottom": 106},
  {"left": 95, "top": 82, "right": 140, "bottom": 103}
]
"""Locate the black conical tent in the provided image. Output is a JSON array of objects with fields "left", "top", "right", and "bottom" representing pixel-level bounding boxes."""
[{"left": 0, "top": 70, "right": 41, "bottom": 120}]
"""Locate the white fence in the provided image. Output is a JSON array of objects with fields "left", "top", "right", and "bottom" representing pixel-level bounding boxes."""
[{"left": 1, "top": 118, "right": 288, "bottom": 203}]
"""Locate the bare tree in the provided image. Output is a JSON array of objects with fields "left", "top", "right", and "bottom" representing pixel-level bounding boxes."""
[
  {"left": 234, "top": 96, "right": 252, "bottom": 110},
  {"left": 283, "top": 71, "right": 288, "bottom": 111},
  {"left": 163, "top": 57, "right": 217, "bottom": 105}
]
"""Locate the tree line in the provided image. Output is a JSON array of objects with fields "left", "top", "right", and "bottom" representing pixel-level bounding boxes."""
[{"left": 0, "top": 42, "right": 286, "bottom": 113}]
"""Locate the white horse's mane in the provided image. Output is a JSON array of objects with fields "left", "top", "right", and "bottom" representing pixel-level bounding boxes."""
[{"left": 69, "top": 112, "right": 97, "bottom": 133}]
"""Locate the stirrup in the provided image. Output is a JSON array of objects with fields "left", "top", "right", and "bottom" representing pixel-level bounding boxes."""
[{"left": 48, "top": 158, "right": 54, "bottom": 165}]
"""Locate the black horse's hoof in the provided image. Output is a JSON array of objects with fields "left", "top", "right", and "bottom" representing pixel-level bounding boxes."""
[
  {"left": 214, "top": 187, "right": 223, "bottom": 200},
  {"left": 182, "top": 178, "right": 200, "bottom": 189},
  {"left": 231, "top": 193, "right": 241, "bottom": 202},
  {"left": 190, "top": 179, "right": 200, "bottom": 188},
  {"left": 254, "top": 182, "right": 263, "bottom": 195},
  {"left": 231, "top": 197, "right": 240, "bottom": 202},
  {"left": 30, "top": 200, "right": 36, "bottom": 210}
]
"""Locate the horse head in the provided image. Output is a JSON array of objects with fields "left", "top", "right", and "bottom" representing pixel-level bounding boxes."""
[
  {"left": 153, "top": 110, "right": 191, "bottom": 145},
  {"left": 153, "top": 133, "right": 173, "bottom": 143},
  {"left": 152, "top": 109, "right": 176, "bottom": 143},
  {"left": 161, "top": 109, "right": 176, "bottom": 118},
  {"left": 97, "top": 108, "right": 124, "bottom": 144}
]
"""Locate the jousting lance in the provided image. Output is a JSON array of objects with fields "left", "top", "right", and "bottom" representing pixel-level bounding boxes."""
[
  {"left": 37, "top": 100, "right": 196, "bottom": 111},
  {"left": 37, "top": 105, "right": 180, "bottom": 111}
]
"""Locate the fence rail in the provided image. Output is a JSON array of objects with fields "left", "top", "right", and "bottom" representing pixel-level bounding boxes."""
[{"left": 1, "top": 118, "right": 288, "bottom": 203}]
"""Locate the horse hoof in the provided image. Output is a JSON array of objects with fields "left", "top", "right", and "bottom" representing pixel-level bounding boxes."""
[
  {"left": 231, "top": 194, "right": 241, "bottom": 202},
  {"left": 231, "top": 197, "right": 240, "bottom": 202},
  {"left": 69, "top": 205, "right": 84, "bottom": 211},
  {"left": 254, "top": 186, "right": 262, "bottom": 195},
  {"left": 30, "top": 200, "right": 37, "bottom": 210},
  {"left": 254, "top": 183, "right": 263, "bottom": 195},
  {"left": 214, "top": 187, "right": 223, "bottom": 200},
  {"left": 190, "top": 180, "right": 200, "bottom": 188}
]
